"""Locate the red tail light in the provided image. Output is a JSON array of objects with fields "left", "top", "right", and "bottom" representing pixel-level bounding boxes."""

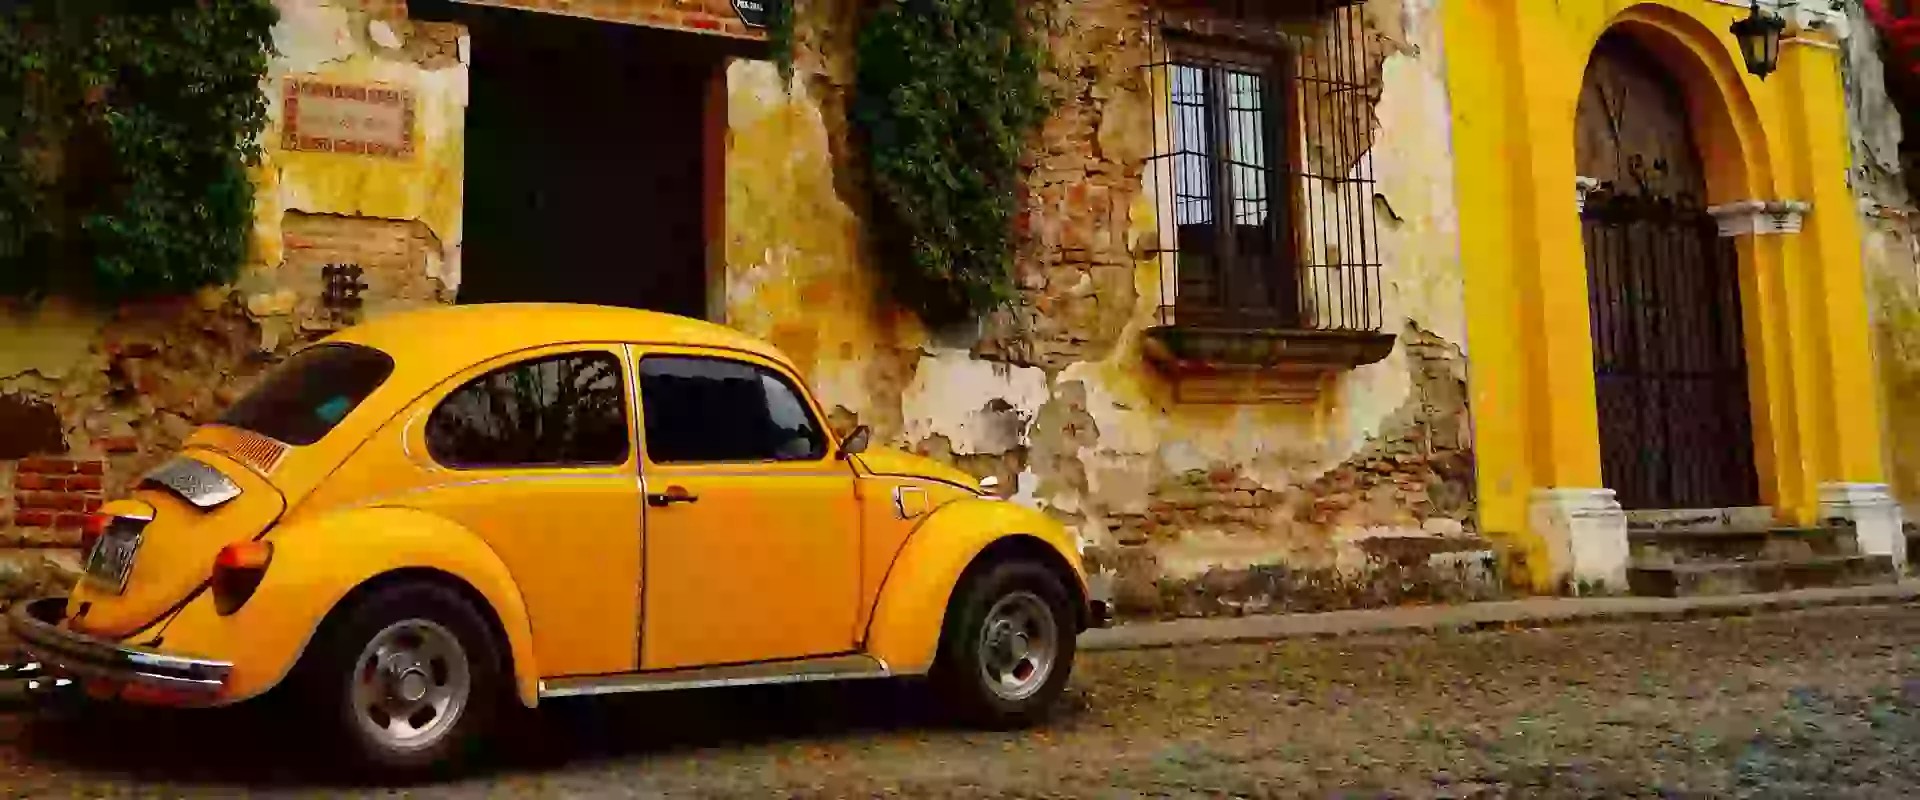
[{"left": 211, "top": 540, "right": 273, "bottom": 616}]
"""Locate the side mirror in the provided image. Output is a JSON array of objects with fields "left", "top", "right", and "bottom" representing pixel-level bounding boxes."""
[{"left": 839, "top": 425, "right": 871, "bottom": 459}]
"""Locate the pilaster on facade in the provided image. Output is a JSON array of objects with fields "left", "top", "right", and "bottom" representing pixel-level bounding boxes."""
[
  {"left": 1529, "top": 487, "right": 1629, "bottom": 593},
  {"left": 1707, "top": 199, "right": 1810, "bottom": 236},
  {"left": 1818, "top": 482, "right": 1907, "bottom": 573}
]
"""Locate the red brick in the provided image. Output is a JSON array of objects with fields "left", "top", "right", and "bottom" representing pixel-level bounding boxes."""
[
  {"left": 12, "top": 509, "right": 54, "bottom": 528},
  {"left": 43, "top": 476, "right": 67, "bottom": 492},
  {"left": 83, "top": 498, "right": 103, "bottom": 512},
  {"left": 100, "top": 436, "right": 140, "bottom": 454},
  {"left": 77, "top": 460, "right": 106, "bottom": 476},
  {"left": 20, "top": 457, "right": 77, "bottom": 475},
  {"left": 69, "top": 474, "right": 103, "bottom": 492},
  {"left": 21, "top": 492, "right": 87, "bottom": 511},
  {"left": 53, "top": 512, "right": 87, "bottom": 530},
  {"left": 13, "top": 473, "right": 49, "bottom": 491}
]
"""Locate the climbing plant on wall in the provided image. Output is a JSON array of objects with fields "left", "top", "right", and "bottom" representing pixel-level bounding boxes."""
[
  {"left": 851, "top": 0, "right": 1050, "bottom": 323},
  {"left": 0, "top": 0, "right": 277, "bottom": 301}
]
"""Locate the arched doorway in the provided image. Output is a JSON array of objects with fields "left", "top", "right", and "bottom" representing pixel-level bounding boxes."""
[{"left": 1576, "top": 31, "right": 1759, "bottom": 510}]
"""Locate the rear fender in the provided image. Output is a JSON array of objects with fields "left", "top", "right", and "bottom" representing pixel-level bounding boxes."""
[
  {"left": 862, "top": 498, "right": 1087, "bottom": 675},
  {"left": 155, "top": 506, "right": 540, "bottom": 707}
]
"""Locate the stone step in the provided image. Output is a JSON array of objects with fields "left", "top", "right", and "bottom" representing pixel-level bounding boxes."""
[
  {"left": 1906, "top": 523, "right": 1920, "bottom": 572},
  {"left": 1629, "top": 526, "right": 1859, "bottom": 565},
  {"left": 1625, "top": 506, "right": 1776, "bottom": 532},
  {"left": 1626, "top": 555, "right": 1897, "bottom": 598}
]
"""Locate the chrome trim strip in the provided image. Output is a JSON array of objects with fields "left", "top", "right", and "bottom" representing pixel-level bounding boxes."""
[
  {"left": 7, "top": 597, "right": 232, "bottom": 700},
  {"left": 624, "top": 343, "right": 650, "bottom": 666},
  {"left": 624, "top": 343, "right": 647, "bottom": 465},
  {"left": 650, "top": 469, "right": 851, "bottom": 478},
  {"left": 537, "top": 654, "right": 894, "bottom": 699}
]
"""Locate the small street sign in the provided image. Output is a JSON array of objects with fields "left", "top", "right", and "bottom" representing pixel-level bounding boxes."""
[{"left": 732, "top": 0, "right": 772, "bottom": 28}]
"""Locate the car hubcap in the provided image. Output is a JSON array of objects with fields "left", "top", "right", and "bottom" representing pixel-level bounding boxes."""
[
  {"left": 977, "top": 591, "right": 1057, "bottom": 702},
  {"left": 350, "top": 619, "right": 471, "bottom": 752}
]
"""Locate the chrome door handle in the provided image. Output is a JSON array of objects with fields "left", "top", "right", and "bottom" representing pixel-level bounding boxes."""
[{"left": 647, "top": 486, "right": 699, "bottom": 507}]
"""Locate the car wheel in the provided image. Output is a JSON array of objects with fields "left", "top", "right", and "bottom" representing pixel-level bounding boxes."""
[
  {"left": 294, "top": 581, "right": 502, "bottom": 778},
  {"left": 931, "top": 559, "right": 1076, "bottom": 727}
]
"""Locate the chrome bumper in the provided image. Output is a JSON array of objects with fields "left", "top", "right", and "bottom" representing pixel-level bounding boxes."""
[{"left": 6, "top": 597, "right": 231, "bottom": 700}]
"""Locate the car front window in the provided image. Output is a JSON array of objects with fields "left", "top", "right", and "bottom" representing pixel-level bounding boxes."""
[
  {"left": 639, "top": 356, "right": 825, "bottom": 464},
  {"left": 219, "top": 343, "right": 396, "bottom": 446}
]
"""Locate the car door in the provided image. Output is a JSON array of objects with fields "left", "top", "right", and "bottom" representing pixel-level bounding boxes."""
[
  {"left": 634, "top": 348, "right": 861, "bottom": 671},
  {"left": 395, "top": 345, "right": 645, "bottom": 678}
]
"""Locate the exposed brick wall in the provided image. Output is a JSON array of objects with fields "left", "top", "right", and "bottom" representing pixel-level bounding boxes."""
[{"left": 6, "top": 457, "right": 109, "bottom": 547}]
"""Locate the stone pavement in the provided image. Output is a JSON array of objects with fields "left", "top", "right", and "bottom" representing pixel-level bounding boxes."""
[
  {"left": 3, "top": 582, "right": 1914, "bottom": 707},
  {"left": 1081, "top": 581, "right": 1920, "bottom": 651},
  {"left": 9, "top": 601, "right": 1920, "bottom": 795}
]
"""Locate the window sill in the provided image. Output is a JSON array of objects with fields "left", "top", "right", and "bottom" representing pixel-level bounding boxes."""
[{"left": 1142, "top": 326, "right": 1396, "bottom": 402}]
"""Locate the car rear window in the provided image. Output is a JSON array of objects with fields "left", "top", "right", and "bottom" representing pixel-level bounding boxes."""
[{"left": 219, "top": 343, "right": 396, "bottom": 446}]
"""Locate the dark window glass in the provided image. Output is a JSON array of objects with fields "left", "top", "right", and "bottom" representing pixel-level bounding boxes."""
[
  {"left": 425, "top": 352, "right": 630, "bottom": 468},
  {"left": 220, "top": 343, "right": 395, "bottom": 446},
  {"left": 1169, "top": 55, "right": 1293, "bottom": 327},
  {"left": 639, "top": 357, "right": 826, "bottom": 464}
]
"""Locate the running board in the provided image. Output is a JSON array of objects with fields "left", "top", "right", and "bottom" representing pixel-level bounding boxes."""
[{"left": 538, "top": 654, "right": 894, "bottom": 699}]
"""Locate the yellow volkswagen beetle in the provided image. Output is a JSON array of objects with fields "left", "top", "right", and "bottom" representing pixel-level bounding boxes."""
[{"left": 8, "top": 303, "right": 1107, "bottom": 775}]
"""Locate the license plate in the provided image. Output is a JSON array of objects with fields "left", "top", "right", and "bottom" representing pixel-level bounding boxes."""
[{"left": 84, "top": 522, "right": 144, "bottom": 594}]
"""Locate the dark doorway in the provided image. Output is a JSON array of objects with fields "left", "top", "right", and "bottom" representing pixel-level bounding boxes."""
[
  {"left": 1576, "top": 33, "right": 1759, "bottom": 510},
  {"left": 441, "top": 5, "right": 733, "bottom": 319}
]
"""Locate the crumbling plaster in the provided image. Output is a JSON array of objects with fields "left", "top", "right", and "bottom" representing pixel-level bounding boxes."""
[
  {"left": 725, "top": 0, "right": 1478, "bottom": 607},
  {"left": 1846, "top": 3, "right": 1920, "bottom": 521}
]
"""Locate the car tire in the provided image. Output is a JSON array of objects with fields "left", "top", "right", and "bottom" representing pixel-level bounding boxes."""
[
  {"left": 930, "top": 558, "right": 1076, "bottom": 728},
  {"left": 292, "top": 581, "right": 503, "bottom": 778}
]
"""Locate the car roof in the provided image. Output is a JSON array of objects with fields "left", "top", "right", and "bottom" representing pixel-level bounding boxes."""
[{"left": 327, "top": 303, "right": 793, "bottom": 369}]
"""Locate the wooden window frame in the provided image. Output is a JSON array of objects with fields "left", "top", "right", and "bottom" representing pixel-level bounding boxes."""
[{"left": 1164, "top": 32, "right": 1303, "bottom": 330}]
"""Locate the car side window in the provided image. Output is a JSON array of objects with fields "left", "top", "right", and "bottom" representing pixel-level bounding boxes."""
[
  {"left": 425, "top": 351, "right": 630, "bottom": 469},
  {"left": 639, "top": 356, "right": 826, "bottom": 464}
]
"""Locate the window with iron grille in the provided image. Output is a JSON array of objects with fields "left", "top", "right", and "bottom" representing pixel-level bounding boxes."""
[{"left": 1144, "top": 2, "right": 1383, "bottom": 335}]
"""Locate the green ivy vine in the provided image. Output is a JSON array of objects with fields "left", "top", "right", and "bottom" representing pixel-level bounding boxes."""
[
  {"left": 852, "top": 0, "right": 1050, "bottom": 323},
  {"left": 0, "top": 0, "right": 277, "bottom": 302},
  {"left": 769, "top": 0, "right": 796, "bottom": 87}
]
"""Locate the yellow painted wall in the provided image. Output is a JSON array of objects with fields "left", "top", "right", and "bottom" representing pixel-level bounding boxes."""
[
  {"left": 724, "top": 0, "right": 1488, "bottom": 606},
  {"left": 1443, "top": 0, "right": 1886, "bottom": 588}
]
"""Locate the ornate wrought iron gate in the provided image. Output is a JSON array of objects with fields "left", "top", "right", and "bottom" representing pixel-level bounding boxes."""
[{"left": 1583, "top": 190, "right": 1759, "bottom": 510}]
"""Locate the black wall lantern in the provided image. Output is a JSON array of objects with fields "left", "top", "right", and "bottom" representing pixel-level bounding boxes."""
[{"left": 1730, "top": 1, "right": 1788, "bottom": 79}]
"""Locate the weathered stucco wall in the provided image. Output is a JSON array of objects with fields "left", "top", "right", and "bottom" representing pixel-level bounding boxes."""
[
  {"left": 0, "top": 0, "right": 466, "bottom": 600},
  {"left": 1847, "top": 4, "right": 1920, "bottom": 522},
  {"left": 726, "top": 0, "right": 1493, "bottom": 617}
]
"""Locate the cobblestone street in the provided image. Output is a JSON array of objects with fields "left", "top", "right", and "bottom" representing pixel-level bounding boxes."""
[{"left": 3, "top": 604, "right": 1919, "bottom": 797}]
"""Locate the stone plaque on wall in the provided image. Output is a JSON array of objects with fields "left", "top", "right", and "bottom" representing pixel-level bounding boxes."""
[{"left": 281, "top": 79, "right": 416, "bottom": 159}]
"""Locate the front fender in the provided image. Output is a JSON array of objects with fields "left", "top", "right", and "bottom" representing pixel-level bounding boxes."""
[
  {"left": 863, "top": 498, "right": 1087, "bottom": 675},
  {"left": 153, "top": 506, "right": 540, "bottom": 707}
]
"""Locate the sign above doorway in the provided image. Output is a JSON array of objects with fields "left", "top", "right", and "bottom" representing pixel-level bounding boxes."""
[{"left": 448, "top": 0, "right": 770, "bottom": 42}]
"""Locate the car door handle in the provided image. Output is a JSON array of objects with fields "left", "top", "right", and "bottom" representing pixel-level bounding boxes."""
[{"left": 647, "top": 486, "right": 698, "bottom": 507}]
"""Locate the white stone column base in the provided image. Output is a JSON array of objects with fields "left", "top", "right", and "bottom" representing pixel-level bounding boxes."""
[
  {"left": 1819, "top": 482, "right": 1906, "bottom": 572},
  {"left": 1530, "top": 488, "right": 1629, "bottom": 593}
]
